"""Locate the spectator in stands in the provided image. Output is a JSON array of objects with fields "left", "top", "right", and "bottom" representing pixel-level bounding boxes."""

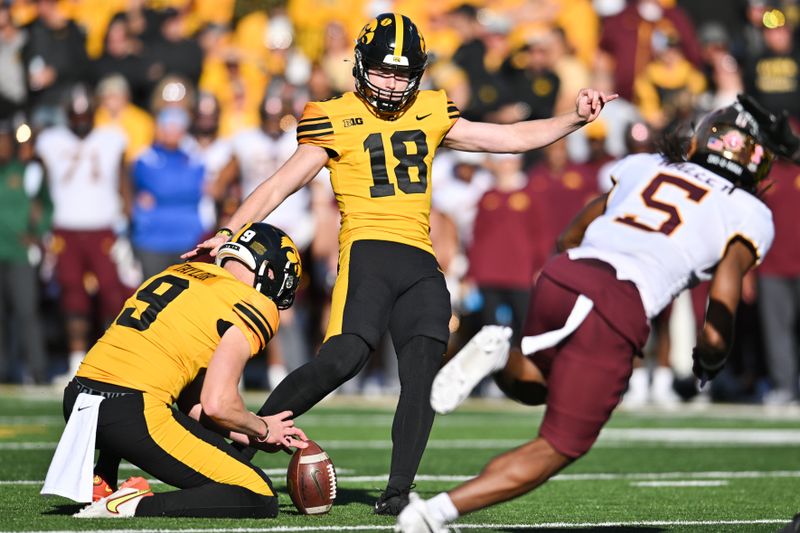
[
  {"left": 757, "top": 158, "right": 800, "bottom": 405},
  {"left": 431, "top": 149, "right": 493, "bottom": 248},
  {"left": 223, "top": 92, "right": 318, "bottom": 386},
  {"left": 744, "top": 9, "right": 800, "bottom": 120},
  {"left": 597, "top": 0, "right": 703, "bottom": 103},
  {"left": 199, "top": 47, "right": 268, "bottom": 138},
  {"left": 92, "top": 16, "right": 151, "bottom": 110},
  {"left": 186, "top": 91, "right": 230, "bottom": 232},
  {"left": 35, "top": 86, "right": 129, "bottom": 382},
  {"left": 93, "top": 75, "right": 154, "bottom": 164},
  {"left": 500, "top": 32, "right": 561, "bottom": 168},
  {"left": 144, "top": 8, "right": 203, "bottom": 91},
  {"left": 0, "top": 3, "right": 27, "bottom": 120},
  {"left": 129, "top": 107, "right": 206, "bottom": 280},
  {"left": 697, "top": 23, "right": 744, "bottom": 110},
  {"left": 467, "top": 153, "right": 543, "bottom": 345},
  {"left": 448, "top": 3, "right": 508, "bottom": 121},
  {"left": 320, "top": 21, "right": 355, "bottom": 95},
  {"left": 633, "top": 29, "right": 707, "bottom": 130},
  {"left": 0, "top": 118, "right": 49, "bottom": 384},
  {"left": 525, "top": 139, "right": 598, "bottom": 258},
  {"left": 22, "top": 0, "right": 90, "bottom": 128}
]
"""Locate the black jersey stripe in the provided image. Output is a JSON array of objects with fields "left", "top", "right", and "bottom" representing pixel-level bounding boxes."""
[
  {"left": 233, "top": 304, "right": 268, "bottom": 349},
  {"left": 298, "top": 116, "right": 331, "bottom": 125},
  {"left": 297, "top": 122, "right": 334, "bottom": 133},
  {"left": 297, "top": 130, "right": 334, "bottom": 139},
  {"left": 240, "top": 301, "right": 275, "bottom": 339}
]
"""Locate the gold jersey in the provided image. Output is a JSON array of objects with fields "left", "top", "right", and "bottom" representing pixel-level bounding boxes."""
[
  {"left": 298, "top": 90, "right": 460, "bottom": 255},
  {"left": 77, "top": 262, "right": 279, "bottom": 405}
]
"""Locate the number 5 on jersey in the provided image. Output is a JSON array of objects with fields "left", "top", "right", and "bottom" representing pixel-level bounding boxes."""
[{"left": 364, "top": 129, "right": 429, "bottom": 198}]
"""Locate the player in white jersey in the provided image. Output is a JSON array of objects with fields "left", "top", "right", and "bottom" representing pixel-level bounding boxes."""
[
  {"left": 225, "top": 94, "right": 324, "bottom": 384},
  {"left": 396, "top": 95, "right": 800, "bottom": 532},
  {"left": 35, "top": 86, "right": 130, "bottom": 383}
]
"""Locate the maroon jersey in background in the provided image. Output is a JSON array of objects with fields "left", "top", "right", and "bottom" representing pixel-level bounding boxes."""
[
  {"left": 758, "top": 160, "right": 800, "bottom": 277},
  {"left": 467, "top": 187, "right": 545, "bottom": 288},
  {"left": 525, "top": 160, "right": 599, "bottom": 261}
]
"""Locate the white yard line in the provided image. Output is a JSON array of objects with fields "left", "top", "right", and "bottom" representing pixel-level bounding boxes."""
[
  {"left": 7, "top": 427, "right": 800, "bottom": 452},
  {"left": 0, "top": 518, "right": 788, "bottom": 532},
  {"left": 631, "top": 480, "right": 730, "bottom": 487},
  {"left": 11, "top": 469, "right": 800, "bottom": 486}
]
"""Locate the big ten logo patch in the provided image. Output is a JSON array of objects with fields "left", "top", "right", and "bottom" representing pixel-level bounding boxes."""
[{"left": 343, "top": 117, "right": 364, "bottom": 128}]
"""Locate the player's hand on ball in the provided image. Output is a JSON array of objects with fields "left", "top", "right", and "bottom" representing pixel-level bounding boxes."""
[{"left": 255, "top": 410, "right": 309, "bottom": 451}]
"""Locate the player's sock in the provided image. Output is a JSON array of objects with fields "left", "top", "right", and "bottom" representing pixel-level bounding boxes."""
[
  {"left": 233, "top": 335, "right": 373, "bottom": 460},
  {"left": 94, "top": 451, "right": 121, "bottom": 490},
  {"left": 388, "top": 336, "right": 445, "bottom": 493},
  {"left": 257, "top": 334, "right": 370, "bottom": 417}
]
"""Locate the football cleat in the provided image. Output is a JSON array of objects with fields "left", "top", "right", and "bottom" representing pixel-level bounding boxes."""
[
  {"left": 74, "top": 476, "right": 152, "bottom": 518},
  {"left": 430, "top": 325, "right": 512, "bottom": 414},
  {"left": 374, "top": 485, "right": 412, "bottom": 516},
  {"left": 92, "top": 474, "right": 114, "bottom": 502},
  {"left": 395, "top": 492, "right": 447, "bottom": 533}
]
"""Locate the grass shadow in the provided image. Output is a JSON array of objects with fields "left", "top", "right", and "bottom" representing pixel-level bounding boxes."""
[{"left": 41, "top": 504, "right": 84, "bottom": 516}]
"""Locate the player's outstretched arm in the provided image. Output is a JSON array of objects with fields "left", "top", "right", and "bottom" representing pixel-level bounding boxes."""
[
  {"left": 443, "top": 88, "right": 617, "bottom": 153},
  {"left": 181, "top": 144, "right": 329, "bottom": 259},
  {"left": 556, "top": 193, "right": 608, "bottom": 252},
  {"left": 693, "top": 239, "right": 757, "bottom": 382}
]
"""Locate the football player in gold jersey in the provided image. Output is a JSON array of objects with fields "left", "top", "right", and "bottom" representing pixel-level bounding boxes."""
[
  {"left": 55, "top": 224, "right": 308, "bottom": 518},
  {"left": 184, "top": 13, "right": 616, "bottom": 515}
]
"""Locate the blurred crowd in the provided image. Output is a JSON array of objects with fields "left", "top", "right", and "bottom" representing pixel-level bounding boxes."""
[{"left": 1, "top": 0, "right": 799, "bottom": 407}]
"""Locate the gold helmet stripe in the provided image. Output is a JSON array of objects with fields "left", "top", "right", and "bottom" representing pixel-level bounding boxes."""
[{"left": 393, "top": 14, "right": 404, "bottom": 57}]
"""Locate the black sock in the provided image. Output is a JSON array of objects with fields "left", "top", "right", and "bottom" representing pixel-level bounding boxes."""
[
  {"left": 94, "top": 451, "right": 121, "bottom": 489},
  {"left": 238, "top": 334, "right": 371, "bottom": 460},
  {"left": 387, "top": 335, "right": 445, "bottom": 492}
]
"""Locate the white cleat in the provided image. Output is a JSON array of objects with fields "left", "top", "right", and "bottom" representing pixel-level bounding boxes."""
[
  {"left": 431, "top": 325, "right": 512, "bottom": 414},
  {"left": 395, "top": 492, "right": 447, "bottom": 533},
  {"left": 74, "top": 477, "right": 152, "bottom": 518}
]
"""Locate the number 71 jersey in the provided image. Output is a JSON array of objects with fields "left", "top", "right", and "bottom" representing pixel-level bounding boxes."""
[
  {"left": 569, "top": 153, "right": 774, "bottom": 318},
  {"left": 298, "top": 90, "right": 460, "bottom": 255}
]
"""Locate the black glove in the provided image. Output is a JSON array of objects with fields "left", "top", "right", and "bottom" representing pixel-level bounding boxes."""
[{"left": 691, "top": 346, "right": 727, "bottom": 386}]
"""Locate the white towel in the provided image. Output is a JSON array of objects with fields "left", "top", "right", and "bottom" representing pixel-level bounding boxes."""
[
  {"left": 41, "top": 393, "right": 104, "bottom": 503},
  {"left": 521, "top": 294, "right": 594, "bottom": 356}
]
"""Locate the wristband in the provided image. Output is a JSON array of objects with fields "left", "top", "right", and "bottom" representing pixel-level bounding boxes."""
[
  {"left": 255, "top": 418, "right": 270, "bottom": 443},
  {"left": 216, "top": 227, "right": 233, "bottom": 238}
]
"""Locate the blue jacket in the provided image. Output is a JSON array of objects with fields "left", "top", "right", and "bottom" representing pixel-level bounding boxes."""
[{"left": 131, "top": 144, "right": 206, "bottom": 253}]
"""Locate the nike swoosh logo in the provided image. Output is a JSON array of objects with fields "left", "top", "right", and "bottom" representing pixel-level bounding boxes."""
[
  {"left": 310, "top": 468, "right": 325, "bottom": 499},
  {"left": 416, "top": 113, "right": 432, "bottom": 120},
  {"left": 106, "top": 489, "right": 151, "bottom": 514},
  {"left": 77, "top": 406, "right": 92, "bottom": 411}
]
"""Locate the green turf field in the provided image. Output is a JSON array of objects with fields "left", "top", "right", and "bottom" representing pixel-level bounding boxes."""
[{"left": 1, "top": 386, "right": 799, "bottom": 532}]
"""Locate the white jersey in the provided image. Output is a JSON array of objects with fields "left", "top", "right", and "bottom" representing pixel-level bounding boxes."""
[
  {"left": 36, "top": 126, "right": 127, "bottom": 230},
  {"left": 569, "top": 153, "right": 774, "bottom": 318},
  {"left": 231, "top": 127, "right": 317, "bottom": 249}
]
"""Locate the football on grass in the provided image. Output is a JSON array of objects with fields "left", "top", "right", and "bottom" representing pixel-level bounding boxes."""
[{"left": 286, "top": 440, "right": 336, "bottom": 514}]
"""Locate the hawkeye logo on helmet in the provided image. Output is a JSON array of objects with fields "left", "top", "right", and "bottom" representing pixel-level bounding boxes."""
[{"left": 358, "top": 19, "right": 378, "bottom": 44}]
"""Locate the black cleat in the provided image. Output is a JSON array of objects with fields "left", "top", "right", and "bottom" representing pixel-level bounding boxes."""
[
  {"left": 373, "top": 485, "right": 412, "bottom": 516},
  {"left": 776, "top": 513, "right": 800, "bottom": 533}
]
